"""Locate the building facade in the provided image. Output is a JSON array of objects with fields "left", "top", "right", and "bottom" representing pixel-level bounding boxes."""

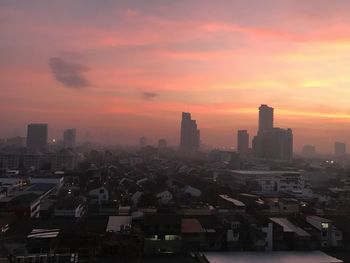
[
  {"left": 63, "top": 128, "right": 76, "bottom": 148},
  {"left": 26, "top": 123, "right": 48, "bottom": 151},
  {"left": 253, "top": 105, "right": 293, "bottom": 160},
  {"left": 180, "top": 112, "right": 200, "bottom": 153},
  {"left": 237, "top": 130, "right": 249, "bottom": 157}
]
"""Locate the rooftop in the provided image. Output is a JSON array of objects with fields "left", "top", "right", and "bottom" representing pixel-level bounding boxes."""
[
  {"left": 106, "top": 216, "right": 131, "bottom": 232},
  {"left": 270, "top": 217, "right": 310, "bottom": 237},
  {"left": 202, "top": 251, "right": 342, "bottom": 263},
  {"left": 231, "top": 170, "right": 300, "bottom": 176},
  {"left": 307, "top": 216, "right": 332, "bottom": 223},
  {"left": 181, "top": 218, "right": 205, "bottom": 233},
  {"left": 25, "top": 183, "right": 56, "bottom": 193},
  {"left": 219, "top": 195, "right": 245, "bottom": 207},
  {"left": 27, "top": 228, "right": 60, "bottom": 239}
]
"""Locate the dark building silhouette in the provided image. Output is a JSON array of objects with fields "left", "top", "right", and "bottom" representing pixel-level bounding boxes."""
[
  {"left": 258, "top": 104, "right": 273, "bottom": 133},
  {"left": 302, "top": 145, "right": 316, "bottom": 157},
  {"left": 253, "top": 105, "right": 293, "bottom": 160},
  {"left": 139, "top": 136, "right": 147, "bottom": 148},
  {"left": 63, "top": 128, "right": 76, "bottom": 148},
  {"left": 26, "top": 123, "right": 48, "bottom": 151},
  {"left": 334, "top": 142, "right": 346, "bottom": 157},
  {"left": 237, "top": 130, "right": 249, "bottom": 157},
  {"left": 158, "top": 138, "right": 167, "bottom": 148},
  {"left": 180, "top": 112, "right": 200, "bottom": 153}
]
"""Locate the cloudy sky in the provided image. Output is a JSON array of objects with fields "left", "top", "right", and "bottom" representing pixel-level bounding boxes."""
[{"left": 2, "top": 0, "right": 350, "bottom": 152}]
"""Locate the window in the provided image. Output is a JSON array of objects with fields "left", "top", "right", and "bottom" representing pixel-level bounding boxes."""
[
  {"left": 321, "top": 223, "right": 329, "bottom": 229},
  {"left": 165, "top": 235, "right": 180, "bottom": 241}
]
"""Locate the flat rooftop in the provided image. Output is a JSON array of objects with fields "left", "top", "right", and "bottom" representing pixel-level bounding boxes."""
[
  {"left": 231, "top": 170, "right": 300, "bottom": 176},
  {"left": 203, "top": 251, "right": 342, "bottom": 263},
  {"left": 106, "top": 216, "right": 131, "bottom": 232}
]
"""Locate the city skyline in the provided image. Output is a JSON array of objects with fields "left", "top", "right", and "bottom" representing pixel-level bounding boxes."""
[
  {"left": 1, "top": 105, "right": 347, "bottom": 156},
  {"left": 2, "top": 2, "right": 350, "bottom": 262},
  {"left": 2, "top": 1, "right": 350, "bottom": 152}
]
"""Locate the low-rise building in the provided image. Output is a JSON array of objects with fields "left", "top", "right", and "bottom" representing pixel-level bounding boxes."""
[
  {"left": 54, "top": 197, "right": 85, "bottom": 218},
  {"left": 88, "top": 186, "right": 109, "bottom": 205},
  {"left": 306, "top": 216, "right": 342, "bottom": 247}
]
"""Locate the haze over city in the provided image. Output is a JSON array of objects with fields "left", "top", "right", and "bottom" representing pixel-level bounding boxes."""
[
  {"left": 4, "top": 1, "right": 350, "bottom": 263},
  {"left": 2, "top": 0, "right": 350, "bottom": 151}
]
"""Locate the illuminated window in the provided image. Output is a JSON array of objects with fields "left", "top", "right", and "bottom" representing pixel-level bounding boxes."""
[
  {"left": 321, "top": 223, "right": 329, "bottom": 229},
  {"left": 165, "top": 235, "right": 180, "bottom": 240}
]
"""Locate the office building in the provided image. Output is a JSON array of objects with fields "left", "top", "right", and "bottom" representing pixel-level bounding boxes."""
[
  {"left": 237, "top": 130, "right": 249, "bottom": 157},
  {"left": 334, "top": 142, "right": 346, "bottom": 157},
  {"left": 253, "top": 105, "right": 293, "bottom": 160},
  {"left": 258, "top": 104, "right": 273, "bottom": 133},
  {"left": 180, "top": 112, "right": 200, "bottom": 153},
  {"left": 63, "top": 128, "right": 76, "bottom": 148},
  {"left": 26, "top": 123, "right": 48, "bottom": 151},
  {"left": 253, "top": 128, "right": 293, "bottom": 160}
]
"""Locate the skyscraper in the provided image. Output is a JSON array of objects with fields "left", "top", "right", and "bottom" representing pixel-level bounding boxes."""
[
  {"left": 258, "top": 104, "right": 273, "bottom": 133},
  {"left": 284, "top": 128, "right": 293, "bottom": 160},
  {"left": 237, "top": 130, "right": 249, "bottom": 157},
  {"left": 180, "top": 112, "right": 200, "bottom": 153},
  {"left": 26, "top": 123, "right": 48, "bottom": 151},
  {"left": 253, "top": 105, "right": 293, "bottom": 160},
  {"left": 63, "top": 128, "right": 76, "bottom": 148},
  {"left": 334, "top": 142, "right": 346, "bottom": 157},
  {"left": 253, "top": 128, "right": 293, "bottom": 160}
]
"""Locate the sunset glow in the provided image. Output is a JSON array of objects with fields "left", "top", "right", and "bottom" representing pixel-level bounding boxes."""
[{"left": 2, "top": 0, "right": 350, "bottom": 152}]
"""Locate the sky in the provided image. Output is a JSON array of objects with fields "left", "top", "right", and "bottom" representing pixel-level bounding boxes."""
[{"left": 1, "top": 0, "right": 350, "bottom": 152}]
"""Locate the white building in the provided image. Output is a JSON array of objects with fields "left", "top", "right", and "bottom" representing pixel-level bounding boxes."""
[
  {"left": 229, "top": 170, "right": 305, "bottom": 194},
  {"left": 88, "top": 186, "right": 109, "bottom": 205}
]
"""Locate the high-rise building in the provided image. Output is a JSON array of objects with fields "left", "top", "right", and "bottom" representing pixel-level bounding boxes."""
[
  {"left": 26, "top": 123, "right": 48, "bottom": 151},
  {"left": 302, "top": 145, "right": 316, "bottom": 157},
  {"left": 253, "top": 105, "right": 293, "bottom": 160},
  {"left": 180, "top": 112, "right": 200, "bottom": 153},
  {"left": 63, "top": 128, "right": 76, "bottom": 148},
  {"left": 284, "top": 128, "right": 293, "bottom": 160},
  {"left": 253, "top": 128, "right": 293, "bottom": 160},
  {"left": 334, "top": 142, "right": 346, "bottom": 157},
  {"left": 158, "top": 139, "right": 167, "bottom": 149},
  {"left": 139, "top": 136, "right": 147, "bottom": 148},
  {"left": 237, "top": 130, "right": 249, "bottom": 157},
  {"left": 258, "top": 104, "right": 273, "bottom": 133}
]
